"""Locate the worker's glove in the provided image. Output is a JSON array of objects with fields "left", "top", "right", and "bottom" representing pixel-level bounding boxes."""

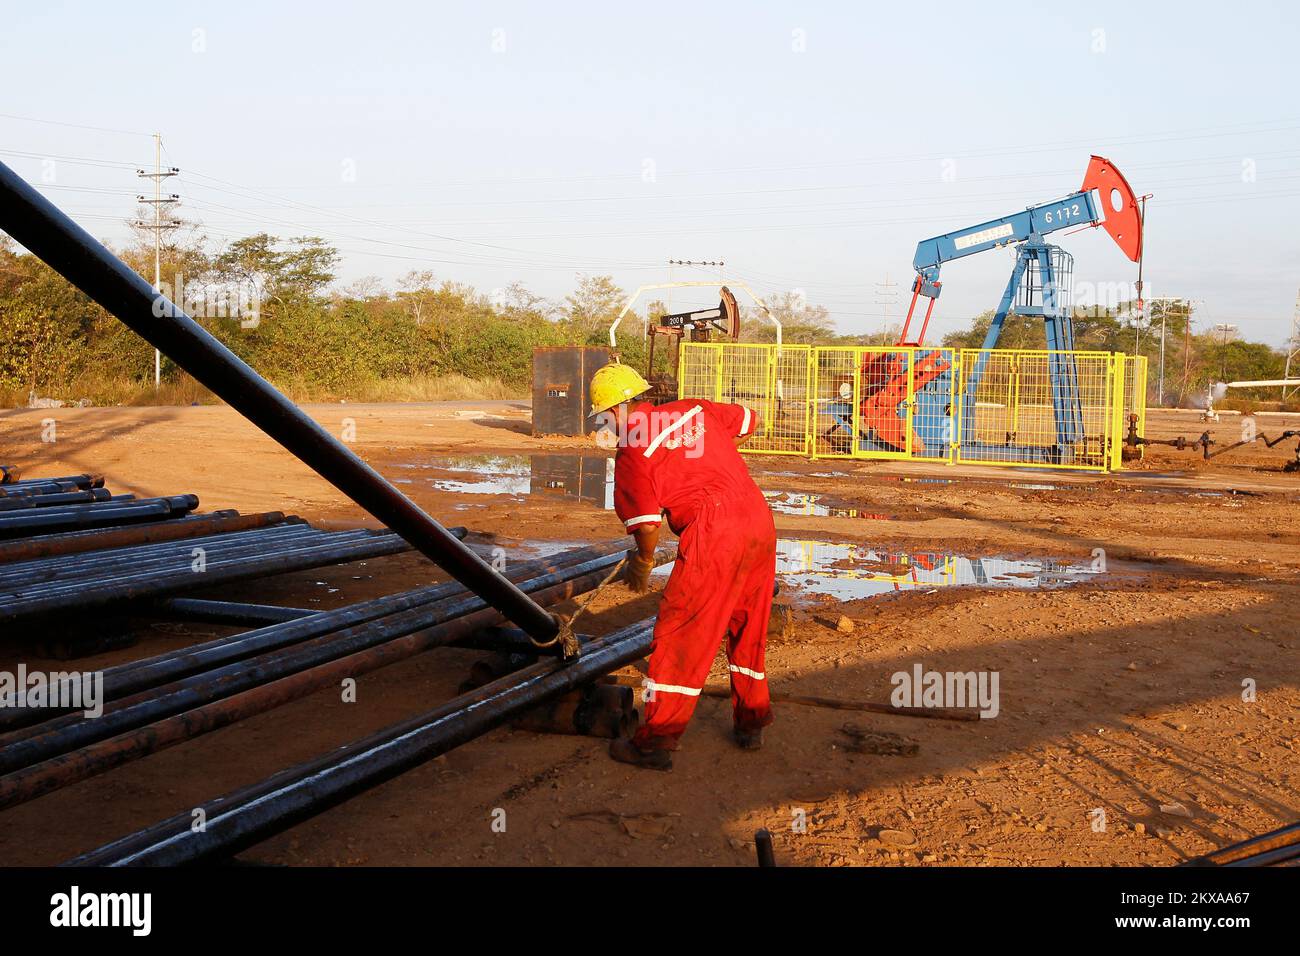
[{"left": 624, "top": 551, "right": 655, "bottom": 593}]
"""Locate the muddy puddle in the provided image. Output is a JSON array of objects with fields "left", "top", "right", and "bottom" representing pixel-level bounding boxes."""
[
  {"left": 763, "top": 491, "right": 898, "bottom": 520},
  {"left": 822, "top": 471, "right": 1256, "bottom": 498},
  {"left": 473, "top": 525, "right": 1106, "bottom": 605},
  {"left": 773, "top": 539, "right": 1101, "bottom": 600},
  {"left": 647, "top": 539, "right": 1103, "bottom": 603},
  {"left": 396, "top": 454, "right": 613, "bottom": 509},
  {"left": 400, "top": 455, "right": 911, "bottom": 519}
]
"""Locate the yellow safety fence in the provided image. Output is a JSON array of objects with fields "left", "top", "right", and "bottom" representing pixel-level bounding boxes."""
[{"left": 678, "top": 342, "right": 1148, "bottom": 472}]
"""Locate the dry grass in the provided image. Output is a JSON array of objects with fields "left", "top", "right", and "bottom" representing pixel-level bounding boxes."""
[
  {"left": 0, "top": 376, "right": 212, "bottom": 408},
  {"left": 1213, "top": 395, "right": 1300, "bottom": 413},
  {"left": 339, "top": 373, "right": 523, "bottom": 403},
  {"left": 1, "top": 373, "right": 524, "bottom": 408}
]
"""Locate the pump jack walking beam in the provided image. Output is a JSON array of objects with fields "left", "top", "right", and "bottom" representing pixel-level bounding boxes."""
[{"left": 0, "top": 159, "right": 559, "bottom": 645}]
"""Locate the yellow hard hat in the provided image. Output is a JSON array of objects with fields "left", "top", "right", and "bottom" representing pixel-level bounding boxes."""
[{"left": 589, "top": 363, "right": 651, "bottom": 416}]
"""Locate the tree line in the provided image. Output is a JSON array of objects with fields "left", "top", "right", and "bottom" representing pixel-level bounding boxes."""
[{"left": 0, "top": 230, "right": 1291, "bottom": 409}]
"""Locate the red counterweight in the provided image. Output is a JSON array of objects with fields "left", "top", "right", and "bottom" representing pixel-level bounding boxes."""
[{"left": 1082, "top": 154, "right": 1143, "bottom": 263}]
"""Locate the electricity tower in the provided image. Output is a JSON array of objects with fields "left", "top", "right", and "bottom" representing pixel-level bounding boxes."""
[{"left": 135, "top": 133, "right": 180, "bottom": 388}]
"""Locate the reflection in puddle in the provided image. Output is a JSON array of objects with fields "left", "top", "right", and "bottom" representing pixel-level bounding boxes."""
[
  {"left": 880, "top": 475, "right": 956, "bottom": 486},
  {"left": 400, "top": 454, "right": 613, "bottom": 508},
  {"left": 764, "top": 491, "right": 894, "bottom": 520},
  {"left": 775, "top": 540, "right": 1098, "bottom": 600},
  {"left": 532, "top": 455, "right": 615, "bottom": 510},
  {"left": 879, "top": 474, "right": 1077, "bottom": 492},
  {"left": 654, "top": 538, "right": 1101, "bottom": 602}
]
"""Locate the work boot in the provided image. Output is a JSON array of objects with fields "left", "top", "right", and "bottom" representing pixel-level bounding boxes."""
[
  {"left": 609, "top": 736, "right": 673, "bottom": 771},
  {"left": 733, "top": 727, "right": 764, "bottom": 751}
]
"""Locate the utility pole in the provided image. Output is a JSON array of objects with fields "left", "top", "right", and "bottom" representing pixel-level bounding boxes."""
[
  {"left": 135, "top": 133, "right": 179, "bottom": 389},
  {"left": 1214, "top": 323, "right": 1237, "bottom": 381},
  {"left": 1285, "top": 289, "right": 1300, "bottom": 400},
  {"left": 1147, "top": 297, "right": 1199, "bottom": 406},
  {"left": 875, "top": 273, "right": 899, "bottom": 343}
]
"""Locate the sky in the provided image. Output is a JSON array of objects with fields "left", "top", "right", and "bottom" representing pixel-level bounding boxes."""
[{"left": 2, "top": 0, "right": 1298, "bottom": 346}]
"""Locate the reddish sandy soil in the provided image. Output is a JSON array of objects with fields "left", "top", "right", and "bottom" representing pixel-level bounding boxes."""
[{"left": 0, "top": 402, "right": 1297, "bottom": 867}]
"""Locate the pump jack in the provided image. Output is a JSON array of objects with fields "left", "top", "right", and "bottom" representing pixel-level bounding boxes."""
[{"left": 855, "top": 156, "right": 1143, "bottom": 463}]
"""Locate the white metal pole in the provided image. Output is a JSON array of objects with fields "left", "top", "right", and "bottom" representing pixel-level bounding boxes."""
[{"left": 1158, "top": 309, "right": 1166, "bottom": 406}]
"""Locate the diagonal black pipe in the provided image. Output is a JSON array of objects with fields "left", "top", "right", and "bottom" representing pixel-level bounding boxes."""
[{"left": 0, "top": 159, "right": 558, "bottom": 643}]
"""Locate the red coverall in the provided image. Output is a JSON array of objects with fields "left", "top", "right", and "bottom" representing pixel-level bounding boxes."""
[{"left": 613, "top": 398, "right": 777, "bottom": 751}]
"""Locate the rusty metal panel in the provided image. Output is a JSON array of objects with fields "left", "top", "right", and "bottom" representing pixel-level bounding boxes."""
[{"left": 531, "top": 347, "right": 612, "bottom": 436}]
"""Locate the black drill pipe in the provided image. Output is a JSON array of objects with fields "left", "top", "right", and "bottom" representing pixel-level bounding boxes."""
[
  {"left": 0, "top": 481, "right": 82, "bottom": 499},
  {"left": 0, "top": 503, "right": 176, "bottom": 539},
  {"left": 2, "top": 558, "right": 656, "bottom": 810},
  {"left": 0, "top": 488, "right": 113, "bottom": 511},
  {"left": 1223, "top": 843, "right": 1300, "bottom": 867},
  {"left": 451, "top": 625, "right": 565, "bottom": 657},
  {"left": 1185, "top": 821, "right": 1300, "bottom": 867},
  {"left": 0, "top": 523, "right": 372, "bottom": 584},
  {"left": 0, "top": 548, "right": 634, "bottom": 771},
  {"left": 0, "top": 537, "right": 615, "bottom": 732},
  {"left": 79, "top": 538, "right": 623, "bottom": 704},
  {"left": 0, "top": 492, "right": 186, "bottom": 519},
  {"left": 147, "top": 598, "right": 315, "bottom": 627},
  {"left": 0, "top": 522, "right": 321, "bottom": 587},
  {"left": 65, "top": 617, "right": 657, "bottom": 866},
  {"left": 0, "top": 512, "right": 293, "bottom": 572},
  {"left": 0, "top": 496, "right": 197, "bottom": 539},
  {"left": 0, "top": 160, "right": 557, "bottom": 643},
  {"left": 1, "top": 473, "right": 101, "bottom": 491},
  {"left": 4, "top": 528, "right": 390, "bottom": 597},
  {"left": 0, "top": 529, "right": 414, "bottom": 622},
  {"left": 5, "top": 492, "right": 193, "bottom": 521},
  {"left": 0, "top": 533, "right": 407, "bottom": 618},
  {"left": 0, "top": 520, "right": 309, "bottom": 576},
  {"left": 0, "top": 511, "right": 280, "bottom": 564}
]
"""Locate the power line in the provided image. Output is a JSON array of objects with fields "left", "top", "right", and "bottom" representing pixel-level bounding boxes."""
[
  {"left": 176, "top": 167, "right": 658, "bottom": 271},
  {"left": 133, "top": 117, "right": 1300, "bottom": 193},
  {"left": 0, "top": 112, "right": 150, "bottom": 138}
]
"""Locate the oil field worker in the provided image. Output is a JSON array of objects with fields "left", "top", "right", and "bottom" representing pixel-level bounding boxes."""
[{"left": 588, "top": 363, "right": 777, "bottom": 771}]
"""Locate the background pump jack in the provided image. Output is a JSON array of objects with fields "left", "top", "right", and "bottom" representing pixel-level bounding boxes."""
[{"left": 644, "top": 286, "right": 741, "bottom": 401}]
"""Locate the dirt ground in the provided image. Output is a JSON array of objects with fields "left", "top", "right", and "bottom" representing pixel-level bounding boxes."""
[{"left": 0, "top": 401, "right": 1297, "bottom": 867}]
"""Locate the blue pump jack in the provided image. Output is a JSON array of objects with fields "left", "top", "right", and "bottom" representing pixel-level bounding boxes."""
[{"left": 893, "top": 155, "right": 1144, "bottom": 465}]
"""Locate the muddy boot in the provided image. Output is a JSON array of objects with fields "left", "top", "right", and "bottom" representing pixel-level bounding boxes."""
[
  {"left": 609, "top": 736, "right": 673, "bottom": 771},
  {"left": 734, "top": 727, "right": 764, "bottom": 751}
]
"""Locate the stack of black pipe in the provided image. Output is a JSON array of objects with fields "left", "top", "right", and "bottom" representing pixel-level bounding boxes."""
[{"left": 0, "top": 540, "right": 664, "bottom": 826}]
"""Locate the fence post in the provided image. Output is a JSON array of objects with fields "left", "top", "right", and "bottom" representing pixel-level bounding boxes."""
[
  {"left": 1108, "top": 352, "right": 1125, "bottom": 472},
  {"left": 801, "top": 347, "right": 812, "bottom": 457}
]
